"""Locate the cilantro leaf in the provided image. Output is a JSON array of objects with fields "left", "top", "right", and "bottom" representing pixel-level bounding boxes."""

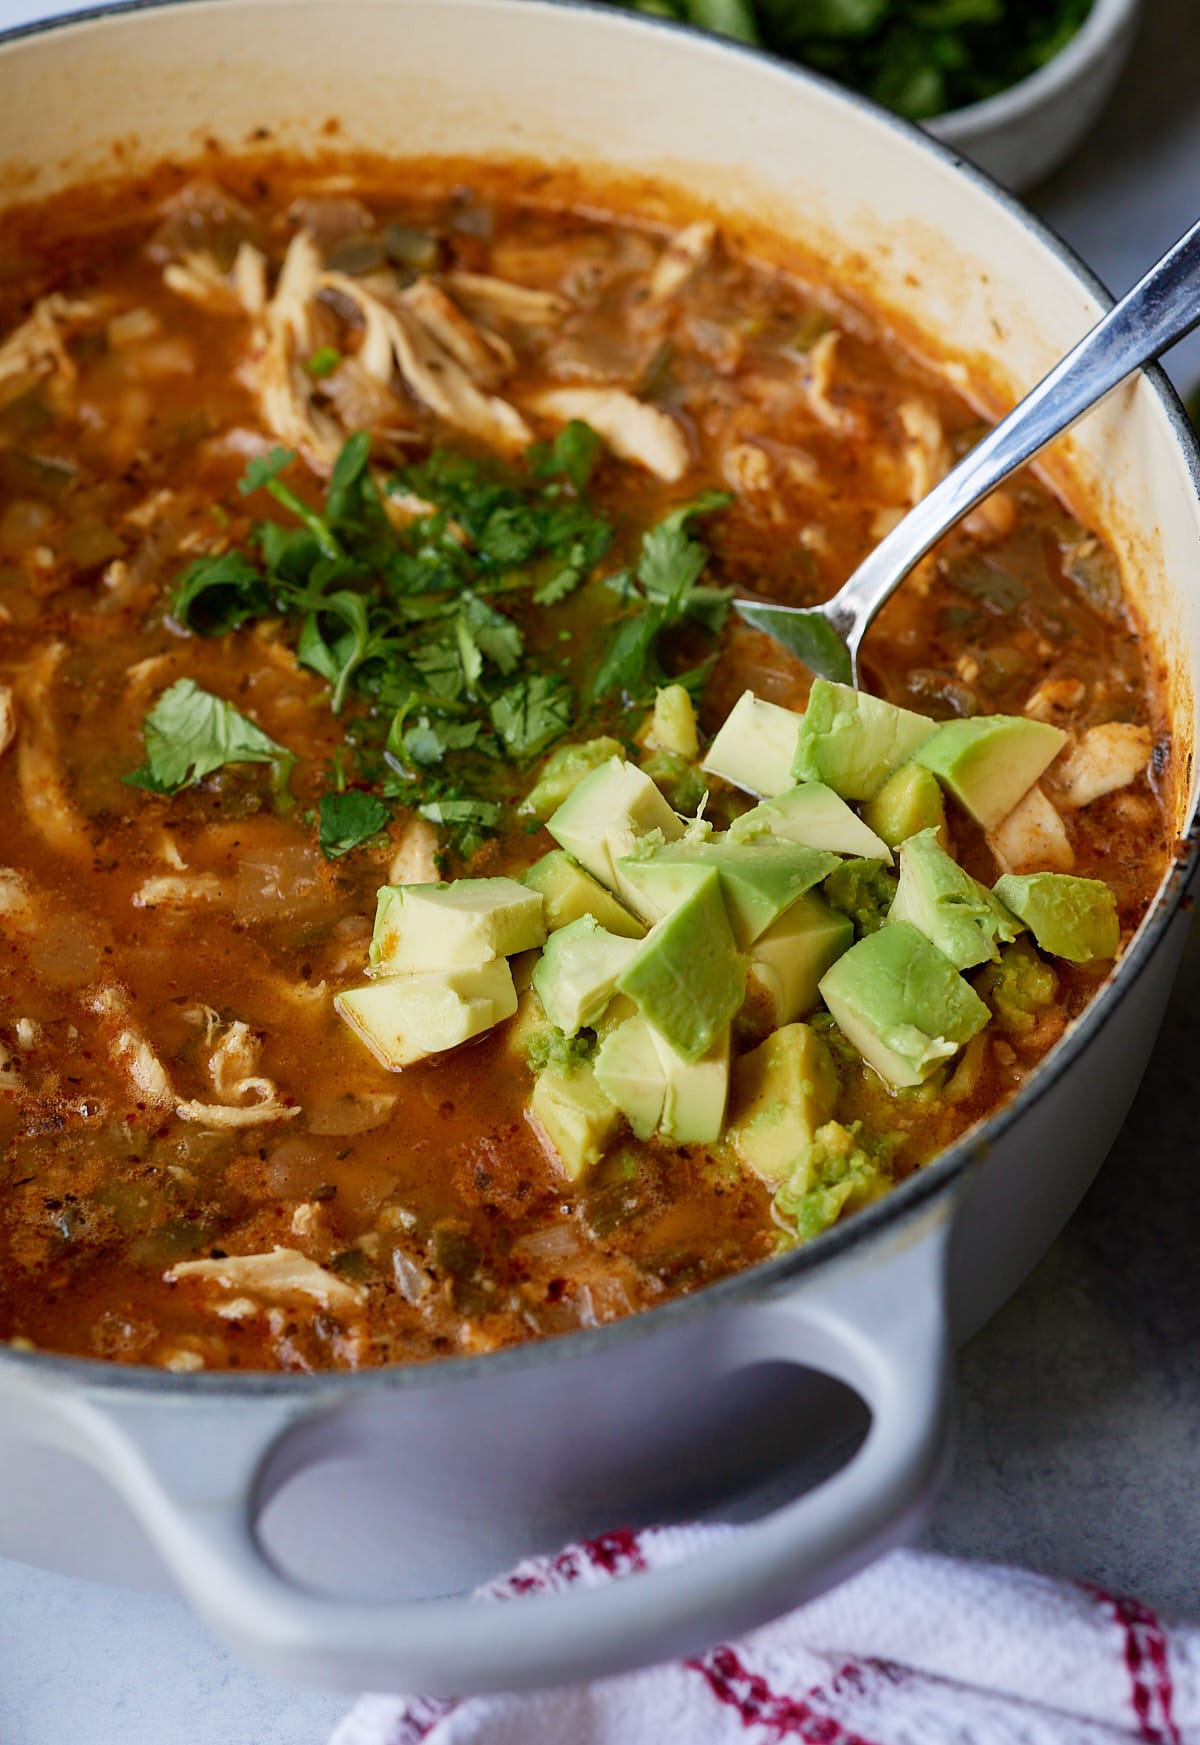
[
  {"left": 527, "top": 420, "right": 604, "bottom": 491},
  {"left": 318, "top": 789, "right": 391, "bottom": 859},
  {"left": 238, "top": 447, "right": 341, "bottom": 561},
  {"left": 589, "top": 491, "right": 732, "bottom": 705},
  {"left": 171, "top": 552, "right": 270, "bottom": 636},
  {"left": 490, "top": 674, "right": 575, "bottom": 760},
  {"left": 125, "top": 679, "right": 295, "bottom": 796}
]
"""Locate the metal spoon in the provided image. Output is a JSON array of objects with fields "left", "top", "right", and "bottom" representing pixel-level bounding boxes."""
[{"left": 735, "top": 215, "right": 1200, "bottom": 686}]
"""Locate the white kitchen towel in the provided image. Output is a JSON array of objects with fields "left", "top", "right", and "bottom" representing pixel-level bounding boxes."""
[{"left": 332, "top": 1529, "right": 1200, "bottom": 1745}]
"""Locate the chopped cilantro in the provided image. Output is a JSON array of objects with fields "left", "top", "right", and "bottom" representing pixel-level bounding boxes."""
[
  {"left": 159, "top": 432, "right": 730, "bottom": 862},
  {"left": 318, "top": 789, "right": 392, "bottom": 859},
  {"left": 125, "top": 679, "right": 294, "bottom": 797},
  {"left": 305, "top": 345, "right": 342, "bottom": 378},
  {"left": 490, "top": 674, "right": 575, "bottom": 760},
  {"left": 527, "top": 419, "right": 604, "bottom": 492},
  {"left": 590, "top": 490, "right": 732, "bottom": 704},
  {"left": 171, "top": 552, "right": 270, "bottom": 635}
]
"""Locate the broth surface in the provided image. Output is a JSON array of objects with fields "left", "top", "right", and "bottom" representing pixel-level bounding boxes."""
[{"left": 0, "top": 158, "right": 1171, "bottom": 1370}]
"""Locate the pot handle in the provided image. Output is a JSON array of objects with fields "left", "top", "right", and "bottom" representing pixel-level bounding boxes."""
[{"left": 31, "top": 1194, "right": 953, "bottom": 1696}]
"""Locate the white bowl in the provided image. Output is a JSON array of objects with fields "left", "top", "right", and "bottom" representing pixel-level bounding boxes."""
[{"left": 926, "top": 0, "right": 1143, "bottom": 190}]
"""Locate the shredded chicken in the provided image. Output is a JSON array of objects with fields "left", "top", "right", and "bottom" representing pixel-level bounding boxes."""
[
  {"left": 388, "top": 815, "right": 440, "bottom": 885},
  {"left": 647, "top": 220, "right": 716, "bottom": 304},
  {"left": 163, "top": 252, "right": 244, "bottom": 313},
  {"left": 0, "top": 293, "right": 95, "bottom": 403},
  {"left": 0, "top": 868, "right": 32, "bottom": 923},
  {"left": 1052, "top": 722, "right": 1153, "bottom": 808},
  {"left": 401, "top": 278, "right": 514, "bottom": 385},
  {"left": 802, "top": 330, "right": 847, "bottom": 435},
  {"left": 172, "top": 1015, "right": 299, "bottom": 1128},
  {"left": 445, "top": 270, "right": 567, "bottom": 326},
  {"left": 245, "top": 232, "right": 533, "bottom": 470},
  {"left": 133, "top": 873, "right": 228, "bottom": 908},
  {"left": 1025, "top": 677, "right": 1087, "bottom": 724},
  {"left": 0, "top": 685, "right": 14, "bottom": 758},
  {"left": 166, "top": 1245, "right": 366, "bottom": 1313},
  {"left": 253, "top": 230, "right": 344, "bottom": 469},
  {"left": 898, "top": 398, "right": 951, "bottom": 504},
  {"left": 89, "top": 987, "right": 176, "bottom": 1109},
  {"left": 988, "top": 785, "right": 1075, "bottom": 875},
  {"left": 526, "top": 385, "right": 690, "bottom": 482},
  {"left": 232, "top": 240, "right": 268, "bottom": 315},
  {"left": 13, "top": 645, "right": 92, "bottom": 863}
]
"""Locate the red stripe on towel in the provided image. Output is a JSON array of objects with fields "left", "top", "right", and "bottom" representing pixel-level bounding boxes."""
[
  {"left": 1084, "top": 1584, "right": 1181, "bottom": 1744},
  {"left": 687, "top": 1644, "right": 884, "bottom": 1744}
]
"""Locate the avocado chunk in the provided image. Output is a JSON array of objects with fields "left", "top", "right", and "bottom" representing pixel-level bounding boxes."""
[
  {"left": 546, "top": 756, "right": 683, "bottom": 900},
  {"left": 913, "top": 715, "right": 1068, "bottom": 830},
  {"left": 992, "top": 872, "right": 1120, "bottom": 962},
  {"left": 335, "top": 959, "right": 518, "bottom": 1070},
  {"left": 818, "top": 920, "right": 990, "bottom": 1088},
  {"left": 888, "top": 827, "right": 1023, "bottom": 970},
  {"left": 519, "top": 736, "right": 624, "bottom": 820},
  {"left": 647, "top": 683, "right": 699, "bottom": 758},
  {"left": 529, "top": 1062, "right": 621, "bottom": 1180},
  {"left": 862, "top": 761, "right": 948, "bottom": 851},
  {"left": 729, "top": 781, "right": 893, "bottom": 864},
  {"left": 748, "top": 891, "right": 854, "bottom": 1025},
  {"left": 726, "top": 1023, "right": 839, "bottom": 1187},
  {"left": 792, "top": 679, "right": 938, "bottom": 802},
  {"left": 593, "top": 1013, "right": 666, "bottom": 1139},
  {"left": 823, "top": 857, "right": 897, "bottom": 937},
  {"left": 531, "top": 916, "right": 641, "bottom": 1036},
  {"left": 617, "top": 868, "right": 746, "bottom": 1062},
  {"left": 654, "top": 1025, "right": 730, "bottom": 1145},
  {"left": 701, "top": 689, "right": 803, "bottom": 798},
  {"left": 618, "top": 836, "right": 841, "bottom": 946},
  {"left": 370, "top": 878, "right": 545, "bottom": 976},
  {"left": 523, "top": 850, "right": 645, "bottom": 940},
  {"left": 774, "top": 1120, "right": 895, "bottom": 1239}
]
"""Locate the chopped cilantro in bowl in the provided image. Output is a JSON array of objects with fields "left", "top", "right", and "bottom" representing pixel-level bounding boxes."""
[{"left": 610, "top": 0, "right": 1097, "bottom": 120}]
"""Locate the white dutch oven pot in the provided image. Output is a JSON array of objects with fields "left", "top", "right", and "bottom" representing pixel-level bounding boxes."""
[{"left": 0, "top": 0, "right": 1197, "bottom": 1697}]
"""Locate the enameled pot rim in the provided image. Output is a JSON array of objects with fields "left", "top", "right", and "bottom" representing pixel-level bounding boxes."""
[{"left": 2, "top": 0, "right": 1198, "bottom": 1402}]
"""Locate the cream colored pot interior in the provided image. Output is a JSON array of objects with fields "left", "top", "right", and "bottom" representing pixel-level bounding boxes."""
[{"left": 4, "top": 0, "right": 1196, "bottom": 845}]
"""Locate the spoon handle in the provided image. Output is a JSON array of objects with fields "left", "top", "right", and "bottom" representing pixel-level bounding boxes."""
[{"left": 835, "top": 213, "right": 1200, "bottom": 666}]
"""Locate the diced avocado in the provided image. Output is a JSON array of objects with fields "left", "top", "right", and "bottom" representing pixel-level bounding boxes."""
[
  {"left": 726, "top": 1023, "right": 839, "bottom": 1187},
  {"left": 888, "top": 827, "right": 1023, "bottom": 970},
  {"left": 823, "top": 858, "right": 897, "bottom": 937},
  {"left": 529, "top": 1062, "right": 621, "bottom": 1180},
  {"left": 647, "top": 684, "right": 699, "bottom": 759},
  {"left": 862, "top": 762, "right": 948, "bottom": 851},
  {"left": 523, "top": 850, "right": 645, "bottom": 940},
  {"left": 730, "top": 781, "right": 893, "bottom": 864},
  {"left": 519, "top": 736, "right": 624, "bottom": 820},
  {"left": 370, "top": 878, "right": 545, "bottom": 975},
  {"left": 546, "top": 757, "right": 683, "bottom": 898},
  {"left": 593, "top": 1013, "right": 666, "bottom": 1138},
  {"left": 504, "top": 988, "right": 552, "bottom": 1059},
  {"left": 335, "top": 959, "right": 518, "bottom": 1070},
  {"left": 913, "top": 715, "right": 1068, "bottom": 830},
  {"left": 993, "top": 872, "right": 1120, "bottom": 962},
  {"left": 748, "top": 891, "right": 854, "bottom": 1023},
  {"left": 701, "top": 690, "right": 803, "bottom": 798},
  {"left": 792, "top": 679, "right": 938, "bottom": 802},
  {"left": 974, "top": 937, "right": 1058, "bottom": 1034},
  {"left": 617, "top": 868, "right": 745, "bottom": 1063},
  {"left": 652, "top": 1025, "right": 730, "bottom": 1145},
  {"left": 531, "top": 916, "right": 641, "bottom": 1036},
  {"left": 774, "top": 1120, "right": 896, "bottom": 1240},
  {"left": 592, "top": 991, "right": 640, "bottom": 1037},
  {"left": 818, "top": 920, "right": 990, "bottom": 1088},
  {"left": 618, "top": 836, "right": 840, "bottom": 946},
  {"left": 638, "top": 749, "right": 706, "bottom": 817}
]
